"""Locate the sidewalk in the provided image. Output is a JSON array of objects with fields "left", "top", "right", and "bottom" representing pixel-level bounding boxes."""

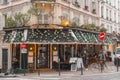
[{"left": 1, "top": 62, "right": 119, "bottom": 78}]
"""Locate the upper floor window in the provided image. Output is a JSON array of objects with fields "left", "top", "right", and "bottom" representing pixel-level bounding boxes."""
[
  {"left": 84, "top": 15, "right": 88, "bottom": 24},
  {"left": 72, "top": 15, "right": 80, "bottom": 26},
  {"left": 3, "top": 14, "right": 7, "bottom": 26},
  {"left": 106, "top": 9, "right": 108, "bottom": 19},
  {"left": 73, "top": 0, "right": 80, "bottom": 7},
  {"left": 114, "top": 12, "right": 116, "bottom": 22},
  {"left": 62, "top": 12, "right": 69, "bottom": 21},
  {"left": 39, "top": 13, "right": 50, "bottom": 24},
  {"left": 62, "top": 0, "right": 70, "bottom": 3},
  {"left": 109, "top": 10, "right": 111, "bottom": 20},
  {"left": 101, "top": 6, "right": 104, "bottom": 18},
  {"left": 84, "top": 0, "right": 89, "bottom": 10},
  {"left": 3, "top": 0, "right": 8, "bottom": 4},
  {"left": 91, "top": 1, "right": 96, "bottom": 14},
  {"left": 92, "top": 18, "right": 96, "bottom": 25}
]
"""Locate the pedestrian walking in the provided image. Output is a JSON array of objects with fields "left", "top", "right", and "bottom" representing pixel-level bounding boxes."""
[
  {"left": 99, "top": 49, "right": 107, "bottom": 68},
  {"left": 82, "top": 50, "right": 89, "bottom": 70}
]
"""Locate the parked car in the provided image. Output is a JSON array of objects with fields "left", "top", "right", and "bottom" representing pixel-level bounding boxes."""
[{"left": 114, "top": 47, "right": 120, "bottom": 66}]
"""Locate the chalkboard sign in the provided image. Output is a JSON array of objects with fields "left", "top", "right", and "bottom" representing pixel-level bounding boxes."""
[
  {"left": 39, "top": 57, "right": 46, "bottom": 67},
  {"left": 28, "top": 57, "right": 33, "bottom": 63},
  {"left": 69, "top": 57, "right": 77, "bottom": 71},
  {"left": 71, "top": 64, "right": 77, "bottom": 71}
]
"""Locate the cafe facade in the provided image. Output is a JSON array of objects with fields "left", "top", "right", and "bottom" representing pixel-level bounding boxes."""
[{"left": 1, "top": 25, "right": 112, "bottom": 72}]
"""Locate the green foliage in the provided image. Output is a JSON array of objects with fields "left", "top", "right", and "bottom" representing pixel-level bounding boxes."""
[
  {"left": 5, "top": 13, "right": 30, "bottom": 28},
  {"left": 80, "top": 24, "right": 107, "bottom": 32},
  {"left": 14, "top": 13, "right": 23, "bottom": 27},
  {"left": 5, "top": 16, "right": 16, "bottom": 28},
  {"left": 71, "top": 22, "right": 78, "bottom": 27},
  {"left": 21, "top": 13, "right": 30, "bottom": 26},
  {"left": 100, "top": 27, "right": 107, "bottom": 32},
  {"left": 96, "top": 26, "right": 100, "bottom": 31}
]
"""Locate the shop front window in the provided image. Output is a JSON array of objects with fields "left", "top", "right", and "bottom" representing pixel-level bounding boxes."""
[{"left": 12, "top": 44, "right": 20, "bottom": 69}]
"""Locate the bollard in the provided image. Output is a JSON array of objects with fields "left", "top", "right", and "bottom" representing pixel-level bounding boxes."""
[
  {"left": 117, "top": 58, "right": 119, "bottom": 72},
  {"left": 100, "top": 61, "right": 103, "bottom": 73},
  {"left": 24, "top": 69, "right": 26, "bottom": 76},
  {"left": 58, "top": 59, "right": 60, "bottom": 76},
  {"left": 81, "top": 63, "right": 83, "bottom": 75},
  {"left": 38, "top": 70, "right": 40, "bottom": 76}
]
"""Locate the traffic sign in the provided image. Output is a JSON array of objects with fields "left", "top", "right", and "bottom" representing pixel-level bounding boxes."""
[
  {"left": 99, "top": 32, "right": 105, "bottom": 41},
  {"left": 21, "top": 43, "right": 27, "bottom": 48}
]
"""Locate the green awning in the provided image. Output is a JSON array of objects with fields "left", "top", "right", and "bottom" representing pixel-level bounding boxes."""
[
  {"left": 3, "top": 29, "right": 77, "bottom": 43},
  {"left": 3, "top": 28, "right": 112, "bottom": 44},
  {"left": 3, "top": 30, "right": 12, "bottom": 42},
  {"left": 72, "top": 30, "right": 86, "bottom": 43},
  {"left": 82, "top": 32, "right": 97, "bottom": 43}
]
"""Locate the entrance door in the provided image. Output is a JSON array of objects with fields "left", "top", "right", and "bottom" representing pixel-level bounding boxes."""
[
  {"left": 36, "top": 44, "right": 49, "bottom": 68},
  {"left": 2, "top": 49, "right": 8, "bottom": 73}
]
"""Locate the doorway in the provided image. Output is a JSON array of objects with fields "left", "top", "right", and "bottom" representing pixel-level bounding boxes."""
[
  {"left": 2, "top": 49, "right": 8, "bottom": 73},
  {"left": 36, "top": 44, "right": 50, "bottom": 69}
]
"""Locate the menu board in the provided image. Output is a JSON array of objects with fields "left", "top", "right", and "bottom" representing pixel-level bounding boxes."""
[
  {"left": 39, "top": 57, "right": 46, "bottom": 67},
  {"left": 28, "top": 57, "right": 33, "bottom": 63},
  {"left": 69, "top": 57, "right": 77, "bottom": 63},
  {"left": 77, "top": 58, "right": 84, "bottom": 69}
]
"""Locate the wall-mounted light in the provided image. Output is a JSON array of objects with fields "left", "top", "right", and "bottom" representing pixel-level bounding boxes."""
[
  {"left": 53, "top": 46, "right": 57, "bottom": 51},
  {"left": 30, "top": 47, "right": 33, "bottom": 50}
]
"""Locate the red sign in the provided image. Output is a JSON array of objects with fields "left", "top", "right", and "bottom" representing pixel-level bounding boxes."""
[
  {"left": 99, "top": 32, "right": 105, "bottom": 41},
  {"left": 21, "top": 43, "right": 27, "bottom": 48}
]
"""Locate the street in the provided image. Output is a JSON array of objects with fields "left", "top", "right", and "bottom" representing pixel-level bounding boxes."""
[{"left": 0, "top": 72, "right": 120, "bottom": 80}]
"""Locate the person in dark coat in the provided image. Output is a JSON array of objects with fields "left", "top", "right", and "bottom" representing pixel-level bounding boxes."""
[
  {"left": 82, "top": 50, "right": 89, "bottom": 70},
  {"left": 99, "top": 49, "right": 107, "bottom": 68},
  {"left": 12, "top": 57, "right": 18, "bottom": 73}
]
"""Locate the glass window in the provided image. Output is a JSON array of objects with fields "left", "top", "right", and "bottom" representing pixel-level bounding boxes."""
[
  {"left": 44, "top": 14, "right": 49, "bottom": 24},
  {"left": 72, "top": 16, "right": 79, "bottom": 26},
  {"left": 114, "top": 12, "right": 116, "bottom": 22},
  {"left": 38, "top": 14, "right": 49, "bottom": 24},
  {"left": 106, "top": 9, "right": 108, "bottom": 19},
  {"left": 3, "top": 0, "right": 8, "bottom": 4},
  {"left": 101, "top": 6, "right": 104, "bottom": 18},
  {"left": 84, "top": 15, "right": 88, "bottom": 24}
]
